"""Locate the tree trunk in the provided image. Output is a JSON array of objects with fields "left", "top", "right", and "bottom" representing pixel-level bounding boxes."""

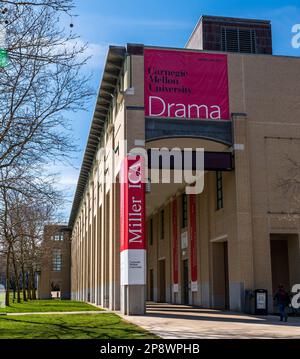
[
  {"left": 11, "top": 250, "right": 21, "bottom": 303},
  {"left": 21, "top": 266, "right": 27, "bottom": 301},
  {"left": 5, "top": 247, "right": 10, "bottom": 306},
  {"left": 12, "top": 282, "right": 16, "bottom": 302},
  {"left": 30, "top": 268, "right": 36, "bottom": 300},
  {"left": 27, "top": 277, "right": 32, "bottom": 300}
]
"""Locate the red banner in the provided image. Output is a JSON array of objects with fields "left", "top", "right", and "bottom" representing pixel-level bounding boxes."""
[
  {"left": 189, "top": 194, "right": 197, "bottom": 284},
  {"left": 120, "top": 155, "right": 146, "bottom": 286},
  {"left": 120, "top": 156, "right": 146, "bottom": 251},
  {"left": 172, "top": 199, "right": 178, "bottom": 288},
  {"left": 144, "top": 48, "right": 229, "bottom": 120}
]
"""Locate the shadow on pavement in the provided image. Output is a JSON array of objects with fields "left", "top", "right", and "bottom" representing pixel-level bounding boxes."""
[{"left": 146, "top": 303, "right": 300, "bottom": 327}]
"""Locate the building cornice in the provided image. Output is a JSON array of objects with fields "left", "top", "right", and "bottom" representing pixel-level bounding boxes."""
[{"left": 68, "top": 45, "right": 126, "bottom": 228}]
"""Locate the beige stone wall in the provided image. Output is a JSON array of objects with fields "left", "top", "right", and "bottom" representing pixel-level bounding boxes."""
[
  {"left": 186, "top": 20, "right": 203, "bottom": 49},
  {"left": 40, "top": 226, "right": 71, "bottom": 299},
  {"left": 70, "top": 48, "right": 300, "bottom": 313},
  {"left": 229, "top": 53, "right": 300, "bottom": 308},
  {"left": 70, "top": 54, "right": 146, "bottom": 310},
  {"left": 145, "top": 51, "right": 300, "bottom": 311}
]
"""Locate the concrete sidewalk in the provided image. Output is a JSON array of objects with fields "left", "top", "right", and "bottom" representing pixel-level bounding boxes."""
[{"left": 120, "top": 303, "right": 300, "bottom": 339}]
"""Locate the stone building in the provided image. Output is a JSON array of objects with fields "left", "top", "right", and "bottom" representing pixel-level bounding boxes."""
[
  {"left": 38, "top": 225, "right": 71, "bottom": 299},
  {"left": 69, "top": 16, "right": 300, "bottom": 314}
]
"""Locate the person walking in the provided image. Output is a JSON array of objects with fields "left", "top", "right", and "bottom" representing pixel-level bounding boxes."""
[{"left": 273, "top": 284, "right": 290, "bottom": 322}]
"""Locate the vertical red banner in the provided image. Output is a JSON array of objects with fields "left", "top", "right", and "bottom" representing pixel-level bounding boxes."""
[
  {"left": 172, "top": 199, "right": 178, "bottom": 292},
  {"left": 189, "top": 194, "right": 197, "bottom": 290},
  {"left": 120, "top": 155, "right": 146, "bottom": 286}
]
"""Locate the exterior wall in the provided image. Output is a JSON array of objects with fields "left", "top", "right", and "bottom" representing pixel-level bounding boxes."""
[
  {"left": 145, "top": 51, "right": 300, "bottom": 311},
  {"left": 70, "top": 45, "right": 300, "bottom": 313},
  {"left": 39, "top": 225, "right": 71, "bottom": 299},
  {"left": 229, "top": 53, "right": 300, "bottom": 310},
  {"left": 70, "top": 54, "right": 146, "bottom": 311},
  {"left": 186, "top": 19, "right": 203, "bottom": 50}
]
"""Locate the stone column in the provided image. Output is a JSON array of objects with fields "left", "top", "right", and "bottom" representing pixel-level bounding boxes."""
[
  {"left": 120, "top": 54, "right": 147, "bottom": 315},
  {"left": 231, "top": 114, "right": 255, "bottom": 311},
  {"left": 120, "top": 156, "right": 146, "bottom": 315}
]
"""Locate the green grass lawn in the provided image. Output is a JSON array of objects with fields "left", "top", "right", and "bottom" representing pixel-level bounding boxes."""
[
  {"left": 0, "top": 299, "right": 103, "bottom": 313},
  {"left": 0, "top": 313, "right": 157, "bottom": 339}
]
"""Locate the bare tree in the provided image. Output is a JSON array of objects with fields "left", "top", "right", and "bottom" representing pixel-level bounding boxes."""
[
  {"left": 0, "top": 1, "right": 94, "bottom": 304},
  {"left": 0, "top": 0, "right": 74, "bottom": 14},
  {"left": 0, "top": 171, "right": 60, "bottom": 305},
  {"left": 0, "top": 2, "right": 93, "bottom": 183}
]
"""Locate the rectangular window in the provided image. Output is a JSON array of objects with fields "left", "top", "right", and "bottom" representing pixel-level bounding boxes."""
[
  {"left": 160, "top": 210, "right": 164, "bottom": 239},
  {"left": 52, "top": 233, "right": 63, "bottom": 241},
  {"left": 124, "top": 56, "right": 130, "bottom": 90},
  {"left": 120, "top": 71, "right": 124, "bottom": 92},
  {"left": 52, "top": 249, "right": 62, "bottom": 272},
  {"left": 216, "top": 171, "right": 223, "bottom": 210},
  {"left": 149, "top": 218, "right": 153, "bottom": 246},
  {"left": 182, "top": 193, "right": 188, "bottom": 228}
]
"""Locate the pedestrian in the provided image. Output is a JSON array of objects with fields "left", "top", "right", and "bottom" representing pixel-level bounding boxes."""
[{"left": 273, "top": 284, "right": 290, "bottom": 322}]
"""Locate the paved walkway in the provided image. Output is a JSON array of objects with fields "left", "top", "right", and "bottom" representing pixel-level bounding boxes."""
[{"left": 121, "top": 303, "right": 300, "bottom": 339}]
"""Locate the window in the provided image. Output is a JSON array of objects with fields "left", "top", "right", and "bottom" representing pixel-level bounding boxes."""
[
  {"left": 181, "top": 193, "right": 188, "bottom": 228},
  {"left": 149, "top": 218, "right": 153, "bottom": 246},
  {"left": 216, "top": 171, "right": 223, "bottom": 210},
  {"left": 120, "top": 71, "right": 124, "bottom": 92},
  {"left": 123, "top": 56, "right": 130, "bottom": 89},
  {"left": 52, "top": 233, "right": 63, "bottom": 241},
  {"left": 52, "top": 249, "right": 62, "bottom": 271},
  {"left": 160, "top": 210, "right": 164, "bottom": 239}
]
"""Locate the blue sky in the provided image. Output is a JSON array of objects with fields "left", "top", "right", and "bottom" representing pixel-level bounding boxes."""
[{"left": 57, "top": 0, "right": 300, "bottom": 219}]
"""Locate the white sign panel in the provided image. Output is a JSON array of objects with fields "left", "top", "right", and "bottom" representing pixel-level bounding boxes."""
[
  {"left": 257, "top": 293, "right": 266, "bottom": 309},
  {"left": 121, "top": 249, "right": 146, "bottom": 285},
  {"left": 181, "top": 231, "right": 188, "bottom": 249},
  {"left": 191, "top": 281, "right": 198, "bottom": 292}
]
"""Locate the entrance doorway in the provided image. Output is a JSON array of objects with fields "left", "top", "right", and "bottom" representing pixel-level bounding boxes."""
[
  {"left": 269, "top": 234, "right": 300, "bottom": 294},
  {"left": 270, "top": 234, "right": 300, "bottom": 313},
  {"left": 270, "top": 238, "right": 290, "bottom": 293},
  {"left": 182, "top": 259, "right": 189, "bottom": 304},
  {"left": 212, "top": 241, "right": 229, "bottom": 309},
  {"left": 158, "top": 260, "right": 166, "bottom": 302}
]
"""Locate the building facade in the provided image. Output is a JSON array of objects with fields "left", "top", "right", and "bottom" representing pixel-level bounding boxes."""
[
  {"left": 69, "top": 16, "right": 300, "bottom": 315},
  {"left": 38, "top": 225, "right": 71, "bottom": 299}
]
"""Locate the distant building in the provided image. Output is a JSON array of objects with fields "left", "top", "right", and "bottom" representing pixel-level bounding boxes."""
[{"left": 38, "top": 224, "right": 71, "bottom": 299}]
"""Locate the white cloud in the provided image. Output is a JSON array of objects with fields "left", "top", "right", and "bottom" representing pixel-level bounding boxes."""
[
  {"left": 266, "top": 6, "right": 299, "bottom": 17},
  {"left": 114, "top": 18, "right": 191, "bottom": 30},
  {"left": 54, "top": 37, "right": 107, "bottom": 70},
  {"left": 76, "top": 12, "right": 191, "bottom": 31},
  {"left": 80, "top": 41, "right": 107, "bottom": 70},
  {"left": 46, "top": 163, "right": 79, "bottom": 189}
]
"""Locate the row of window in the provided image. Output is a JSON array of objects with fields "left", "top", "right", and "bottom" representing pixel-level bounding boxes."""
[
  {"left": 148, "top": 172, "right": 224, "bottom": 245},
  {"left": 52, "top": 249, "right": 62, "bottom": 271},
  {"left": 51, "top": 233, "right": 64, "bottom": 241}
]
